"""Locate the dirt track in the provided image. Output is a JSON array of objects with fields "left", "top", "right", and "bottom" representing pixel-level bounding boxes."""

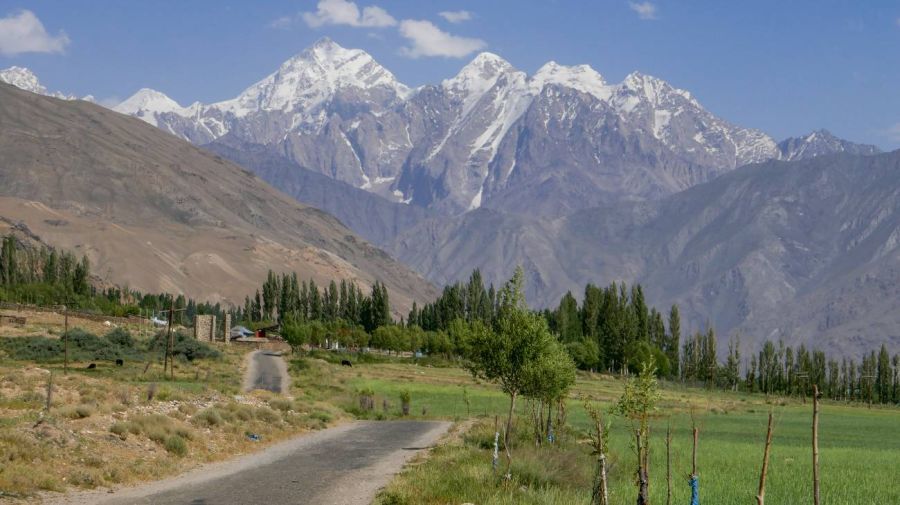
[{"left": 45, "top": 420, "right": 451, "bottom": 505}]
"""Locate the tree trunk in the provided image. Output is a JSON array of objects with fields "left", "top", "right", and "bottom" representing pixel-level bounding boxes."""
[
  {"left": 691, "top": 426, "right": 699, "bottom": 477},
  {"left": 813, "top": 385, "right": 820, "bottom": 505},
  {"left": 636, "top": 430, "right": 649, "bottom": 505},
  {"left": 756, "top": 412, "right": 775, "bottom": 505},
  {"left": 666, "top": 425, "right": 672, "bottom": 505},
  {"left": 504, "top": 391, "right": 517, "bottom": 479},
  {"left": 546, "top": 401, "right": 553, "bottom": 444}
]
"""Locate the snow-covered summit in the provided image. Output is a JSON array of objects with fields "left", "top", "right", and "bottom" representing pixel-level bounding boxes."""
[
  {"left": 0, "top": 66, "right": 77, "bottom": 100},
  {"left": 0, "top": 66, "right": 46, "bottom": 94},
  {"left": 215, "top": 37, "right": 410, "bottom": 119},
  {"left": 114, "top": 88, "right": 183, "bottom": 115},
  {"left": 530, "top": 62, "right": 611, "bottom": 101}
]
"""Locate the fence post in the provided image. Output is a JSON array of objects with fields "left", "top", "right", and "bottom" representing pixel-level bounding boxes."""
[
  {"left": 813, "top": 385, "right": 820, "bottom": 505},
  {"left": 756, "top": 411, "right": 775, "bottom": 505}
]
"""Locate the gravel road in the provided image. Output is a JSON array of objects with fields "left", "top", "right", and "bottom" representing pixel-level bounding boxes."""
[{"left": 49, "top": 420, "right": 450, "bottom": 505}]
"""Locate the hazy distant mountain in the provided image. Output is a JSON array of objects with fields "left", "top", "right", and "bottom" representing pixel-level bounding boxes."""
[
  {"left": 0, "top": 82, "right": 436, "bottom": 313},
  {"left": 389, "top": 150, "right": 900, "bottom": 356},
  {"left": 778, "top": 129, "right": 881, "bottom": 161},
  {"left": 205, "top": 139, "right": 434, "bottom": 247}
]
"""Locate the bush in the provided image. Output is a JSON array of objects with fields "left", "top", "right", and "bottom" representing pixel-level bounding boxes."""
[
  {"left": 105, "top": 328, "right": 134, "bottom": 348},
  {"left": 164, "top": 435, "right": 188, "bottom": 456},
  {"left": 147, "top": 331, "right": 220, "bottom": 361},
  {"left": 192, "top": 408, "right": 224, "bottom": 427},
  {"left": 310, "top": 410, "right": 333, "bottom": 423},
  {"left": 60, "top": 404, "right": 95, "bottom": 419},
  {"left": 143, "top": 426, "right": 166, "bottom": 444},
  {"left": 254, "top": 406, "right": 281, "bottom": 424},
  {"left": 0, "top": 327, "right": 144, "bottom": 362},
  {"left": 109, "top": 422, "right": 131, "bottom": 439},
  {"left": 269, "top": 398, "right": 294, "bottom": 412}
]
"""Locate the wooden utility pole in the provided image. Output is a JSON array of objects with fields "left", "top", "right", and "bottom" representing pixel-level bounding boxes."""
[
  {"left": 756, "top": 411, "right": 775, "bottom": 505},
  {"left": 813, "top": 384, "right": 821, "bottom": 505},
  {"left": 63, "top": 304, "right": 69, "bottom": 375},
  {"left": 165, "top": 300, "right": 175, "bottom": 380}
]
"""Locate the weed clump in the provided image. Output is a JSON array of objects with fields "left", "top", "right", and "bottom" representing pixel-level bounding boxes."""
[
  {"left": 164, "top": 435, "right": 188, "bottom": 456},
  {"left": 193, "top": 407, "right": 224, "bottom": 427}
]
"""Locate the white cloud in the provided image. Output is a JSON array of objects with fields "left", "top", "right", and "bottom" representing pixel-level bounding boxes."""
[
  {"left": 628, "top": 1, "right": 658, "bottom": 20},
  {"left": 302, "top": 0, "right": 396, "bottom": 28},
  {"left": 439, "top": 10, "right": 473, "bottom": 24},
  {"left": 0, "top": 10, "right": 70, "bottom": 56},
  {"left": 398, "top": 19, "right": 486, "bottom": 58}
]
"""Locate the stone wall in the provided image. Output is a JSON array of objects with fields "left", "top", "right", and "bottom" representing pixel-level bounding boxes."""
[
  {"left": 194, "top": 314, "right": 216, "bottom": 341},
  {"left": 222, "top": 313, "right": 231, "bottom": 344}
]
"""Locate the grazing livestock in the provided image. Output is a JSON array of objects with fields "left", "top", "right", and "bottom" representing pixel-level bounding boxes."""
[
  {"left": 341, "top": 360, "right": 353, "bottom": 367},
  {"left": 115, "top": 359, "right": 124, "bottom": 366},
  {"left": 86, "top": 363, "right": 97, "bottom": 369}
]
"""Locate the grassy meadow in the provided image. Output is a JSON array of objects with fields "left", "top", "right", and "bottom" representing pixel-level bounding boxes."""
[{"left": 298, "top": 354, "right": 900, "bottom": 505}]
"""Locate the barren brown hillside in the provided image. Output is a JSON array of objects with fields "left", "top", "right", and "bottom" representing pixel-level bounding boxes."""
[{"left": 0, "top": 83, "right": 437, "bottom": 312}]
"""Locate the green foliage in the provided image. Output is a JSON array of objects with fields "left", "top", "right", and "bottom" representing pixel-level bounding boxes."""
[
  {"left": 146, "top": 330, "right": 220, "bottom": 361},
  {"left": 615, "top": 360, "right": 660, "bottom": 432},
  {"left": 192, "top": 408, "right": 224, "bottom": 427},
  {"left": 0, "top": 328, "right": 146, "bottom": 362},
  {"left": 164, "top": 435, "right": 188, "bottom": 456}
]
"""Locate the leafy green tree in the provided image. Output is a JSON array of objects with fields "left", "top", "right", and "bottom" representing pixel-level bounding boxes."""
[
  {"left": 615, "top": 360, "right": 660, "bottom": 505},
  {"left": 556, "top": 291, "right": 581, "bottom": 343},
  {"left": 466, "top": 267, "right": 570, "bottom": 476},
  {"left": 667, "top": 304, "right": 681, "bottom": 378},
  {"left": 877, "top": 344, "right": 892, "bottom": 404}
]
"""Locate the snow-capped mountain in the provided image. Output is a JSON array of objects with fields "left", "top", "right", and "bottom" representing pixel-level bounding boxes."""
[
  {"left": 778, "top": 129, "right": 881, "bottom": 160},
  {"left": 0, "top": 66, "right": 80, "bottom": 101},
  {"left": 115, "top": 37, "right": 410, "bottom": 145},
  {"left": 113, "top": 38, "right": 875, "bottom": 216}
]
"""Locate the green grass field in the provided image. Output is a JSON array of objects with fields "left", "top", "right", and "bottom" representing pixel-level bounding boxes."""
[{"left": 298, "top": 355, "right": 900, "bottom": 505}]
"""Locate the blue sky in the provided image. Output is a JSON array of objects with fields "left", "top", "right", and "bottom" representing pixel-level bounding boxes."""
[{"left": 1, "top": 0, "right": 898, "bottom": 149}]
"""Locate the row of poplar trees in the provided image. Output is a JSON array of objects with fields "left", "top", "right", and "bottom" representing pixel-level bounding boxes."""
[
  {"left": 410, "top": 270, "right": 682, "bottom": 377},
  {"left": 237, "top": 270, "right": 392, "bottom": 333},
  {"left": 0, "top": 235, "right": 92, "bottom": 300}
]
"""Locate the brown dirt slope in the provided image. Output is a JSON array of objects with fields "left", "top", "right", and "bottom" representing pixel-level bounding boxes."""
[{"left": 0, "top": 83, "right": 436, "bottom": 312}]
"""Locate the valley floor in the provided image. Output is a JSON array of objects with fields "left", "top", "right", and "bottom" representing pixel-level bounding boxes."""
[{"left": 2, "top": 332, "right": 899, "bottom": 504}]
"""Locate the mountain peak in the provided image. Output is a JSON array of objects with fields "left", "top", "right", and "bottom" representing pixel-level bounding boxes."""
[
  {"left": 778, "top": 129, "right": 881, "bottom": 161},
  {"left": 1, "top": 66, "right": 48, "bottom": 95},
  {"left": 311, "top": 36, "right": 336, "bottom": 49},
  {"left": 113, "top": 88, "right": 183, "bottom": 126},
  {"left": 0, "top": 66, "right": 81, "bottom": 100},
  {"left": 443, "top": 52, "right": 517, "bottom": 92},
  {"left": 531, "top": 61, "right": 610, "bottom": 101},
  {"left": 618, "top": 71, "right": 696, "bottom": 107}
]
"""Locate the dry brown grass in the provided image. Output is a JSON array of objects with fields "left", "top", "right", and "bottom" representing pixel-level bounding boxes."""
[{"left": 0, "top": 342, "right": 344, "bottom": 501}]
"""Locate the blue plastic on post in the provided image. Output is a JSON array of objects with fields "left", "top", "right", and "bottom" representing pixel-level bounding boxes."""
[{"left": 689, "top": 476, "right": 700, "bottom": 505}]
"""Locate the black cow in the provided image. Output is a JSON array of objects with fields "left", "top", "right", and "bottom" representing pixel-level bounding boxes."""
[
  {"left": 86, "top": 363, "right": 97, "bottom": 369},
  {"left": 341, "top": 359, "right": 353, "bottom": 367},
  {"left": 115, "top": 359, "right": 124, "bottom": 366}
]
